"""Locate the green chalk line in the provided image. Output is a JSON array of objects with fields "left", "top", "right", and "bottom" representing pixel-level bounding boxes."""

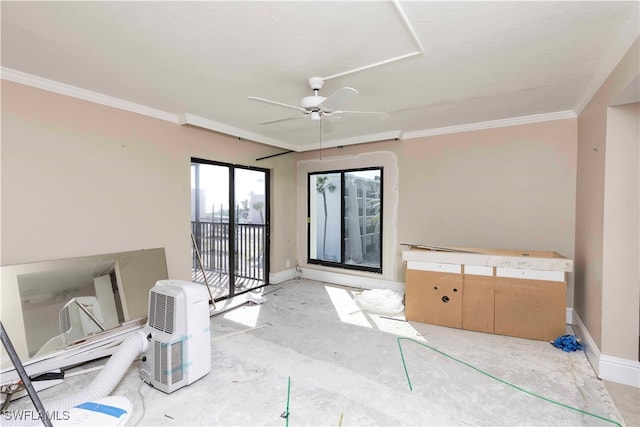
[
  {"left": 397, "top": 336, "right": 622, "bottom": 427},
  {"left": 284, "top": 375, "right": 291, "bottom": 427}
]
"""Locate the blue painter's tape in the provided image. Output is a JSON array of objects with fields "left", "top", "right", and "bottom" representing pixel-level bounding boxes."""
[
  {"left": 160, "top": 334, "right": 193, "bottom": 348},
  {"left": 74, "top": 402, "right": 127, "bottom": 418}
]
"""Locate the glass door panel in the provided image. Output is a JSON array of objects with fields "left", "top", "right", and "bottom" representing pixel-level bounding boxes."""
[
  {"left": 234, "top": 168, "right": 267, "bottom": 292},
  {"left": 191, "top": 162, "right": 231, "bottom": 299}
]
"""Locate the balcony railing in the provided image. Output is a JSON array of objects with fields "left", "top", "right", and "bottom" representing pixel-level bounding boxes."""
[{"left": 191, "top": 221, "right": 266, "bottom": 282}]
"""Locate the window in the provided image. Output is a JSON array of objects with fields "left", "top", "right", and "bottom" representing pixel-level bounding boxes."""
[{"left": 308, "top": 168, "right": 382, "bottom": 273}]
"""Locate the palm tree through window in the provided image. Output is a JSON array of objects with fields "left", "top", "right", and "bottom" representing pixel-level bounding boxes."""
[{"left": 308, "top": 168, "right": 382, "bottom": 273}]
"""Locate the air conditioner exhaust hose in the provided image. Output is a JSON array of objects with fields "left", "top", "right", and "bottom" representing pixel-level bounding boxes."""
[{"left": 12, "top": 331, "right": 147, "bottom": 426}]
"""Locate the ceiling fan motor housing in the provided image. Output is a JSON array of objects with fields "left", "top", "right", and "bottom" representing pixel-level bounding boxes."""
[{"left": 301, "top": 95, "right": 327, "bottom": 110}]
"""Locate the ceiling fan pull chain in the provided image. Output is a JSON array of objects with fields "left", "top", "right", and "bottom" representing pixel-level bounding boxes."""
[{"left": 319, "top": 118, "right": 322, "bottom": 160}]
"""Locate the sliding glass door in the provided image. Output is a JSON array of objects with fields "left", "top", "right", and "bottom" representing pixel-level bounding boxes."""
[{"left": 191, "top": 158, "right": 269, "bottom": 299}]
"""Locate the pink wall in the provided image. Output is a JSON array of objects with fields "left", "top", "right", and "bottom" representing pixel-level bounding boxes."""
[
  {"left": 1, "top": 81, "right": 298, "bottom": 279},
  {"left": 397, "top": 121, "right": 577, "bottom": 256},
  {"left": 296, "top": 119, "right": 578, "bottom": 306}
]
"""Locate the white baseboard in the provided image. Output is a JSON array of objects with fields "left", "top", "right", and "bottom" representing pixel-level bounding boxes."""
[
  {"left": 572, "top": 309, "right": 602, "bottom": 377},
  {"left": 269, "top": 268, "right": 297, "bottom": 284},
  {"left": 572, "top": 309, "right": 640, "bottom": 388},
  {"left": 298, "top": 267, "right": 405, "bottom": 292},
  {"left": 600, "top": 355, "right": 640, "bottom": 387}
]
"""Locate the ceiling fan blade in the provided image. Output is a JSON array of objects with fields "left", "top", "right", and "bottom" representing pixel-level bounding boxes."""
[
  {"left": 259, "top": 115, "right": 306, "bottom": 125},
  {"left": 335, "top": 110, "right": 390, "bottom": 119},
  {"left": 320, "top": 87, "right": 359, "bottom": 111},
  {"left": 248, "top": 96, "right": 306, "bottom": 113}
]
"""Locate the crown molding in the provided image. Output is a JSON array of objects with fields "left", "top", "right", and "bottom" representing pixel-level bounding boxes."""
[
  {"left": 177, "top": 113, "right": 298, "bottom": 151},
  {"left": 401, "top": 110, "right": 577, "bottom": 140},
  {"left": 1, "top": 67, "right": 589, "bottom": 150},
  {"left": 296, "top": 130, "right": 403, "bottom": 152},
  {"left": 1, "top": 67, "right": 178, "bottom": 123}
]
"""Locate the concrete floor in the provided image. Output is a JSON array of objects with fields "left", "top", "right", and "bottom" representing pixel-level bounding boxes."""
[
  {"left": 4, "top": 279, "right": 635, "bottom": 426},
  {"left": 604, "top": 380, "right": 639, "bottom": 427}
]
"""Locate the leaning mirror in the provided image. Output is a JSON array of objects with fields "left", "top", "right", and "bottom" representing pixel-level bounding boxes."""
[{"left": 1, "top": 248, "right": 168, "bottom": 370}]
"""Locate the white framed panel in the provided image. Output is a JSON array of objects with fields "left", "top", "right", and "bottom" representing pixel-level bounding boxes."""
[
  {"left": 496, "top": 267, "right": 565, "bottom": 282},
  {"left": 406, "top": 261, "right": 461, "bottom": 274}
]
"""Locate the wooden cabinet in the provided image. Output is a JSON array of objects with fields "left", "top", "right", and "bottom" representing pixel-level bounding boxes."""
[{"left": 403, "top": 247, "right": 572, "bottom": 341}]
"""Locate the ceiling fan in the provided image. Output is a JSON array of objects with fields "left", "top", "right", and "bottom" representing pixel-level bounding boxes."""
[{"left": 247, "top": 77, "right": 388, "bottom": 127}]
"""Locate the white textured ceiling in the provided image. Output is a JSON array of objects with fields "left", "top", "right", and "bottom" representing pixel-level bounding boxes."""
[{"left": 1, "top": 1, "right": 638, "bottom": 152}]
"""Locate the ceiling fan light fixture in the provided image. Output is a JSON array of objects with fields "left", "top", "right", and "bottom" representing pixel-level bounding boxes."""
[{"left": 310, "top": 111, "right": 321, "bottom": 121}]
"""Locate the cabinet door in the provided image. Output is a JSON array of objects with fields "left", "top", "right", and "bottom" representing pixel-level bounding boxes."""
[
  {"left": 462, "top": 274, "right": 494, "bottom": 333},
  {"left": 405, "top": 270, "right": 463, "bottom": 328},
  {"left": 494, "top": 278, "right": 566, "bottom": 341}
]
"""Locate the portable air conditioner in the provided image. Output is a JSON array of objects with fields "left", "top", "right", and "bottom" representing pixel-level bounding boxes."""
[{"left": 139, "top": 280, "right": 211, "bottom": 393}]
